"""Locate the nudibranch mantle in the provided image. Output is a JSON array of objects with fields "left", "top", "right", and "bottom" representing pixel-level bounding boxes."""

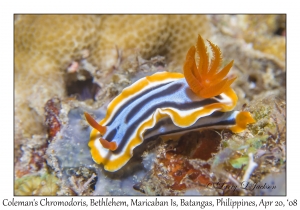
[{"left": 86, "top": 35, "right": 255, "bottom": 172}]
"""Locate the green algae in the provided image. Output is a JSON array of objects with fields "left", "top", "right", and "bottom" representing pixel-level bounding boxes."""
[{"left": 15, "top": 173, "right": 59, "bottom": 196}]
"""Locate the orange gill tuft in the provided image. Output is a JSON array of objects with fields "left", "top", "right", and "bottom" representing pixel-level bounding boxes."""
[{"left": 183, "top": 35, "right": 236, "bottom": 98}]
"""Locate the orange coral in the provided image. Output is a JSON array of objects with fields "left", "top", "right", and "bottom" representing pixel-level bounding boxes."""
[{"left": 184, "top": 35, "right": 236, "bottom": 98}]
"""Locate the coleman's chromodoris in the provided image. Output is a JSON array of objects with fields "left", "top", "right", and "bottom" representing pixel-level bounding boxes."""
[{"left": 85, "top": 35, "right": 255, "bottom": 172}]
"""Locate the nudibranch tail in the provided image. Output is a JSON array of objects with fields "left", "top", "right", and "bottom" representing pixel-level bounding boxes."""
[
  {"left": 184, "top": 35, "right": 236, "bottom": 98},
  {"left": 84, "top": 112, "right": 107, "bottom": 135},
  {"left": 230, "top": 111, "right": 256, "bottom": 133}
]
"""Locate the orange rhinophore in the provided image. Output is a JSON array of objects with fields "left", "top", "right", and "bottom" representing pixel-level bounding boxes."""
[
  {"left": 84, "top": 112, "right": 106, "bottom": 135},
  {"left": 99, "top": 138, "right": 118, "bottom": 151}
]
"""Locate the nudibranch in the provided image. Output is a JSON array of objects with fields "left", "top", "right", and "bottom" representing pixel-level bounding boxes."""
[{"left": 85, "top": 35, "right": 255, "bottom": 172}]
